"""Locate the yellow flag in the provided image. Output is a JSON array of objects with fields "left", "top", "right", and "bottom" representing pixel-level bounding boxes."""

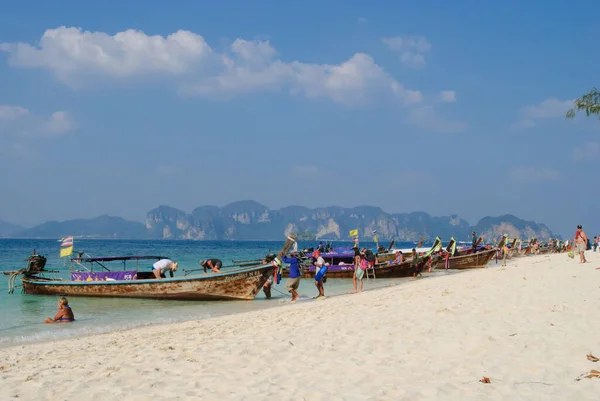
[
  {"left": 349, "top": 229, "right": 358, "bottom": 237},
  {"left": 60, "top": 246, "right": 73, "bottom": 258}
]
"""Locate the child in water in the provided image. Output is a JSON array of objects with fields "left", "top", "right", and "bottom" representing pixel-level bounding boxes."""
[{"left": 44, "top": 296, "right": 75, "bottom": 323}]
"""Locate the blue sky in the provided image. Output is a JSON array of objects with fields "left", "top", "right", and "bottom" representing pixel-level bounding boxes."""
[{"left": 0, "top": 0, "right": 598, "bottom": 237}]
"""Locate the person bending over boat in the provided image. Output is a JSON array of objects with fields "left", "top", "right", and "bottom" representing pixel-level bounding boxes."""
[
  {"left": 200, "top": 259, "right": 223, "bottom": 273},
  {"left": 363, "top": 248, "right": 377, "bottom": 269},
  {"left": 152, "top": 259, "right": 179, "bottom": 279},
  {"left": 280, "top": 251, "right": 301, "bottom": 302},
  {"left": 44, "top": 296, "right": 75, "bottom": 323}
]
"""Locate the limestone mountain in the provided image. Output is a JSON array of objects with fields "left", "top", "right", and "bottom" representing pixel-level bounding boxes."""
[
  {"left": 3, "top": 203, "right": 557, "bottom": 241},
  {"left": 144, "top": 202, "right": 555, "bottom": 241},
  {"left": 472, "top": 214, "right": 555, "bottom": 241},
  {"left": 0, "top": 220, "right": 23, "bottom": 237},
  {"left": 16, "top": 215, "right": 147, "bottom": 238}
]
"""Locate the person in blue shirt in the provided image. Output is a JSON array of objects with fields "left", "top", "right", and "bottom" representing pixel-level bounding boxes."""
[{"left": 280, "top": 251, "right": 302, "bottom": 302}]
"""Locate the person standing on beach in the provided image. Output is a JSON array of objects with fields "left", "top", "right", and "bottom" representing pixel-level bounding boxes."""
[
  {"left": 575, "top": 225, "right": 588, "bottom": 263},
  {"left": 502, "top": 242, "right": 509, "bottom": 266},
  {"left": 262, "top": 256, "right": 281, "bottom": 299},
  {"left": 352, "top": 238, "right": 360, "bottom": 268},
  {"left": 281, "top": 251, "right": 301, "bottom": 302},
  {"left": 411, "top": 248, "right": 422, "bottom": 279},
  {"left": 353, "top": 253, "right": 367, "bottom": 293},
  {"left": 313, "top": 250, "right": 327, "bottom": 299}
]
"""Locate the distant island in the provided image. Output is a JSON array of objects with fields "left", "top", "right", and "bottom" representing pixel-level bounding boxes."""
[{"left": 0, "top": 200, "right": 556, "bottom": 241}]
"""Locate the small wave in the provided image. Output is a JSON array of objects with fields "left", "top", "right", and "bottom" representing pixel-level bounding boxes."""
[{"left": 0, "top": 314, "right": 208, "bottom": 348}]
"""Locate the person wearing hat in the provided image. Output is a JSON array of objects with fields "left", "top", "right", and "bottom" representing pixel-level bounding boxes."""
[
  {"left": 471, "top": 232, "right": 478, "bottom": 253},
  {"left": 200, "top": 258, "right": 223, "bottom": 273},
  {"left": 152, "top": 258, "right": 178, "bottom": 279},
  {"left": 575, "top": 225, "right": 588, "bottom": 264}
]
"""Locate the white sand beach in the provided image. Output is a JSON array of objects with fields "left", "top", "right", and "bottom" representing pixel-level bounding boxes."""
[{"left": 2, "top": 251, "right": 600, "bottom": 400}]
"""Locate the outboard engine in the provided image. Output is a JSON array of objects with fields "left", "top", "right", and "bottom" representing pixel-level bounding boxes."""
[{"left": 24, "top": 250, "right": 47, "bottom": 275}]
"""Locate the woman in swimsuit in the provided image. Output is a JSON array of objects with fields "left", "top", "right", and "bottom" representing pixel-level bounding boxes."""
[{"left": 44, "top": 296, "right": 75, "bottom": 323}]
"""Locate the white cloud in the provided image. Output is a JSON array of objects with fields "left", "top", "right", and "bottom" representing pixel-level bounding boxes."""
[
  {"left": 382, "top": 35, "right": 431, "bottom": 68},
  {"left": 572, "top": 142, "right": 600, "bottom": 161},
  {"left": 180, "top": 48, "right": 423, "bottom": 106},
  {"left": 514, "top": 97, "right": 574, "bottom": 128},
  {"left": 510, "top": 167, "right": 563, "bottom": 182},
  {"left": 408, "top": 105, "right": 465, "bottom": 133},
  {"left": 0, "top": 27, "right": 213, "bottom": 81},
  {"left": 1, "top": 26, "right": 424, "bottom": 107},
  {"left": 439, "top": 90, "right": 456, "bottom": 103},
  {"left": 0, "top": 105, "right": 29, "bottom": 119},
  {"left": 0, "top": 105, "right": 75, "bottom": 138}
]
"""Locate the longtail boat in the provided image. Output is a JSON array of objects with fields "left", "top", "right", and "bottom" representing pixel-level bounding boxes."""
[
  {"left": 18, "top": 255, "right": 274, "bottom": 301},
  {"left": 284, "top": 237, "right": 442, "bottom": 279},
  {"left": 433, "top": 236, "right": 504, "bottom": 270},
  {"left": 13, "top": 235, "right": 299, "bottom": 301},
  {"left": 432, "top": 248, "right": 496, "bottom": 269},
  {"left": 282, "top": 257, "right": 431, "bottom": 279}
]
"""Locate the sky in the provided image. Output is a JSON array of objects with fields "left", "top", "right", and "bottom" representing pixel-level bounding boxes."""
[{"left": 0, "top": 0, "right": 599, "bottom": 237}]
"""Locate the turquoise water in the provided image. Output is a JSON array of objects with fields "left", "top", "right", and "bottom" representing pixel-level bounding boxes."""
[{"left": 1, "top": 238, "right": 427, "bottom": 347}]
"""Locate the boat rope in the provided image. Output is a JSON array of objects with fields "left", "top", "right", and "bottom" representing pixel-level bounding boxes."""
[
  {"left": 7, "top": 272, "right": 19, "bottom": 294},
  {"left": 271, "top": 286, "right": 291, "bottom": 297}
]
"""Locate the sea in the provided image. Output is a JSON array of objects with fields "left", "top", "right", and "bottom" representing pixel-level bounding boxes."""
[{"left": 0, "top": 238, "right": 456, "bottom": 348}]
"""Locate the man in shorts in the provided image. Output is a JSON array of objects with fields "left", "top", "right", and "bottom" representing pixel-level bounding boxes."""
[
  {"left": 411, "top": 248, "right": 422, "bottom": 279},
  {"left": 200, "top": 259, "right": 223, "bottom": 273},
  {"left": 281, "top": 251, "right": 302, "bottom": 302},
  {"left": 575, "top": 225, "right": 588, "bottom": 264},
  {"left": 152, "top": 259, "right": 178, "bottom": 279},
  {"left": 313, "top": 250, "right": 327, "bottom": 299},
  {"left": 262, "top": 255, "right": 281, "bottom": 299}
]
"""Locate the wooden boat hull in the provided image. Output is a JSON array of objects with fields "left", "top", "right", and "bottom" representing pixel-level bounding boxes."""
[
  {"left": 281, "top": 258, "right": 431, "bottom": 279},
  {"left": 21, "top": 264, "right": 274, "bottom": 301},
  {"left": 433, "top": 249, "right": 496, "bottom": 270}
]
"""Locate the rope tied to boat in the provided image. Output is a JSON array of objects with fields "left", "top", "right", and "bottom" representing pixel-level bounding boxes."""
[{"left": 6, "top": 270, "right": 24, "bottom": 294}]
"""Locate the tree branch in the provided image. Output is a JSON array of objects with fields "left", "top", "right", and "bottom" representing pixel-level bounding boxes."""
[{"left": 566, "top": 87, "right": 600, "bottom": 120}]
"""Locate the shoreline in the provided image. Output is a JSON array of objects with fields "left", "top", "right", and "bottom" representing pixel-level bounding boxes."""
[
  {"left": 2, "top": 252, "right": 599, "bottom": 400},
  {"left": 0, "top": 271, "right": 450, "bottom": 349}
]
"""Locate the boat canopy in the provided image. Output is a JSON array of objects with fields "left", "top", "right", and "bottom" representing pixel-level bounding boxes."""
[{"left": 71, "top": 255, "right": 169, "bottom": 263}]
